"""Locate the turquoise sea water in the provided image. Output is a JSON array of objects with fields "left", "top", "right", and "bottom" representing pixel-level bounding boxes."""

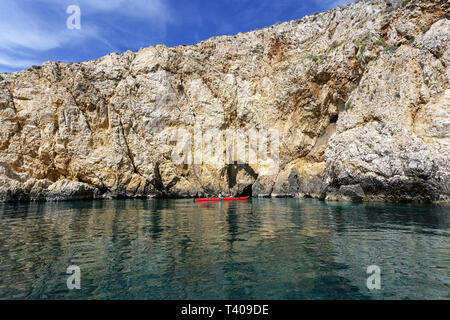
[{"left": 0, "top": 199, "right": 449, "bottom": 300}]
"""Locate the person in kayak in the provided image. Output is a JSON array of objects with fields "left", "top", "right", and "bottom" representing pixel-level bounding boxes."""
[{"left": 218, "top": 192, "right": 225, "bottom": 199}]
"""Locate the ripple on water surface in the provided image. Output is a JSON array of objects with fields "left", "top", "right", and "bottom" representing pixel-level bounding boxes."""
[{"left": 0, "top": 199, "right": 449, "bottom": 299}]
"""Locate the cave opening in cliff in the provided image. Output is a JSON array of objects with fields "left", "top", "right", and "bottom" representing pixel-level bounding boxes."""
[
  {"left": 239, "top": 184, "right": 253, "bottom": 197},
  {"left": 223, "top": 163, "right": 258, "bottom": 197},
  {"left": 330, "top": 114, "right": 338, "bottom": 123}
]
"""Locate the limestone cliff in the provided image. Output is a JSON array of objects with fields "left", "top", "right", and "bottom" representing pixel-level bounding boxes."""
[{"left": 0, "top": 0, "right": 448, "bottom": 203}]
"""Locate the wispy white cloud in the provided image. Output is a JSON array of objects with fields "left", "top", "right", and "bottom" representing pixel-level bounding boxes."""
[
  {"left": 0, "top": 53, "right": 41, "bottom": 69},
  {"left": 38, "top": 0, "right": 174, "bottom": 22},
  {"left": 0, "top": 1, "right": 63, "bottom": 51},
  {"left": 0, "top": 0, "right": 173, "bottom": 71},
  {"left": 77, "top": 0, "right": 173, "bottom": 21}
]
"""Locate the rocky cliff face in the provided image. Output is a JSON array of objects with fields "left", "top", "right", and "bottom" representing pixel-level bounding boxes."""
[{"left": 0, "top": 0, "right": 448, "bottom": 203}]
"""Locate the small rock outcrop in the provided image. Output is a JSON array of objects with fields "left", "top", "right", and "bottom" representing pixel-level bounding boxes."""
[{"left": 0, "top": 0, "right": 448, "bottom": 203}]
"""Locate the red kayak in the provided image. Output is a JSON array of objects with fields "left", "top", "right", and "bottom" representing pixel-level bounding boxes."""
[{"left": 195, "top": 196, "right": 250, "bottom": 202}]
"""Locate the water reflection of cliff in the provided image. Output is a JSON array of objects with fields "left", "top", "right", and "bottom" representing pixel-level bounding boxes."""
[{"left": 0, "top": 200, "right": 448, "bottom": 299}]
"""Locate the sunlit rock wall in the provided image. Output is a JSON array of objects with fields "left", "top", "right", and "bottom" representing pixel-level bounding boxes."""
[{"left": 0, "top": 0, "right": 448, "bottom": 202}]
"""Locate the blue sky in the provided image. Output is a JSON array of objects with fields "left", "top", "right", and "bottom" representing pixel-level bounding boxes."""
[{"left": 0, "top": 0, "right": 353, "bottom": 73}]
